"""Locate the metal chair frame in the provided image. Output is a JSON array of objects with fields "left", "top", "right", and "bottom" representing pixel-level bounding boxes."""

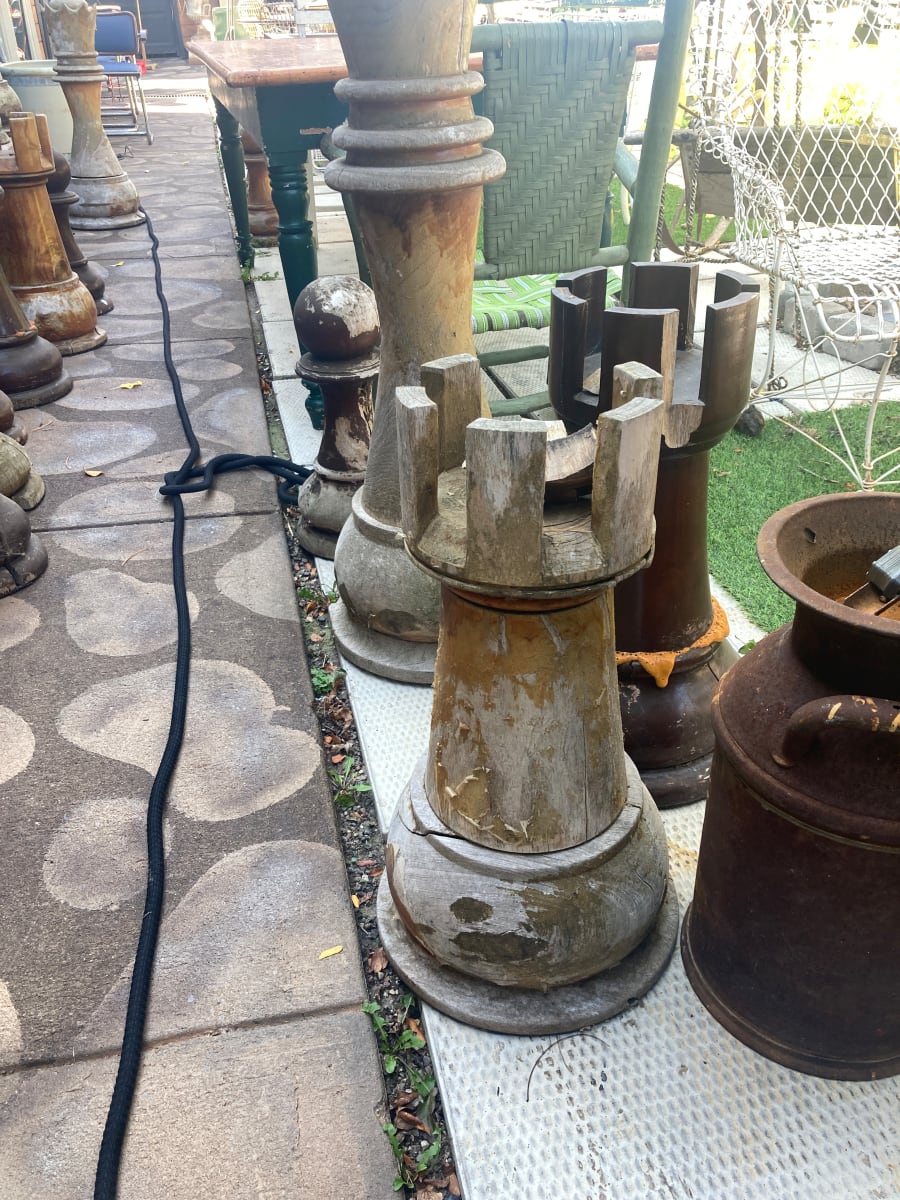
[{"left": 95, "top": 10, "right": 153, "bottom": 146}]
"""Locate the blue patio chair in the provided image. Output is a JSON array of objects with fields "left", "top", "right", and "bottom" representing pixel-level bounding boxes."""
[{"left": 95, "top": 10, "right": 153, "bottom": 146}]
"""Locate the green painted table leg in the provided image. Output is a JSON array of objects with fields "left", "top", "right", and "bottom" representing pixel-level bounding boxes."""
[
  {"left": 214, "top": 97, "right": 254, "bottom": 268},
  {"left": 264, "top": 147, "right": 318, "bottom": 310}
]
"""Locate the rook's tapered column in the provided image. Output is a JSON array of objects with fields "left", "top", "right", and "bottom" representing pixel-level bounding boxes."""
[
  {"left": 325, "top": 0, "right": 504, "bottom": 683},
  {"left": 378, "top": 354, "right": 677, "bottom": 1034},
  {"left": 40, "top": 0, "right": 144, "bottom": 229}
]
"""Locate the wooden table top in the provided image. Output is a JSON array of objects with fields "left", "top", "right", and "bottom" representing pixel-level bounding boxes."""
[{"left": 188, "top": 37, "right": 350, "bottom": 89}]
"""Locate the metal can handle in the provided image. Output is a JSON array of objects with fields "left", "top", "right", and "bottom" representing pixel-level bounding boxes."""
[{"left": 772, "top": 694, "right": 900, "bottom": 768}]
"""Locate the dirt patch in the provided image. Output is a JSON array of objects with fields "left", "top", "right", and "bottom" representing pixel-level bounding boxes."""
[{"left": 282, "top": 516, "right": 461, "bottom": 1200}]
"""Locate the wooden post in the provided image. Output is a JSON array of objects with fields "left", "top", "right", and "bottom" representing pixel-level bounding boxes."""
[
  {"left": 292, "top": 276, "right": 379, "bottom": 559},
  {"left": 40, "top": 0, "right": 145, "bottom": 230},
  {"left": 378, "top": 354, "right": 678, "bottom": 1034},
  {"left": 326, "top": 0, "right": 505, "bottom": 684},
  {"left": 0, "top": 113, "right": 106, "bottom": 355}
]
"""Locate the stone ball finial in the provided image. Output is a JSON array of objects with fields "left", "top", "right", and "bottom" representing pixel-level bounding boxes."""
[{"left": 293, "top": 275, "right": 379, "bottom": 362}]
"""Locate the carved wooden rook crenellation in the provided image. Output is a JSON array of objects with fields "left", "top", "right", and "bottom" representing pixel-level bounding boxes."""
[
  {"left": 292, "top": 275, "right": 378, "bottom": 560},
  {"left": 377, "top": 353, "right": 678, "bottom": 1034},
  {"left": 325, "top": 0, "right": 505, "bottom": 684},
  {"left": 549, "top": 262, "right": 760, "bottom": 807},
  {"left": 0, "top": 112, "right": 106, "bottom": 355},
  {"left": 40, "top": 0, "right": 144, "bottom": 230}
]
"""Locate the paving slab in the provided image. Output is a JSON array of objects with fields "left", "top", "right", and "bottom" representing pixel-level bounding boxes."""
[{"left": 0, "top": 60, "right": 395, "bottom": 1200}]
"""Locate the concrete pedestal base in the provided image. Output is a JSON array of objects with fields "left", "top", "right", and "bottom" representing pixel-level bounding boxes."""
[{"left": 331, "top": 491, "right": 438, "bottom": 684}]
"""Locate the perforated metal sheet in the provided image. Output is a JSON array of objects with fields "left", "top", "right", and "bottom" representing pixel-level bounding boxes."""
[{"left": 273, "top": 292, "right": 899, "bottom": 1200}]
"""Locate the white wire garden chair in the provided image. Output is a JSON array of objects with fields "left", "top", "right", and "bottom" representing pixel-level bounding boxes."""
[{"left": 686, "top": 0, "right": 900, "bottom": 453}]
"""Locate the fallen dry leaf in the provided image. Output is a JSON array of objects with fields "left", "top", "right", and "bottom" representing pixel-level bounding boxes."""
[
  {"left": 350, "top": 894, "right": 360, "bottom": 909},
  {"left": 356, "top": 858, "right": 377, "bottom": 868},
  {"left": 118, "top": 381, "right": 143, "bottom": 390},
  {"left": 368, "top": 946, "right": 388, "bottom": 973},
  {"left": 318, "top": 945, "right": 343, "bottom": 960},
  {"left": 415, "top": 1189, "right": 443, "bottom": 1200},
  {"left": 406, "top": 1017, "right": 425, "bottom": 1045},
  {"left": 330, "top": 753, "right": 345, "bottom": 764},
  {"left": 447, "top": 1174, "right": 461, "bottom": 1196},
  {"left": 114, "top": 260, "right": 125, "bottom": 266},
  {"left": 83, "top": 469, "right": 104, "bottom": 477},
  {"left": 396, "top": 1109, "right": 432, "bottom": 1134}
]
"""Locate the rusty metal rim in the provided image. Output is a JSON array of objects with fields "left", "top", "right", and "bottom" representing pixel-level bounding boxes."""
[
  {"left": 712, "top": 680, "right": 900, "bottom": 850},
  {"left": 680, "top": 905, "right": 900, "bottom": 1081},
  {"left": 757, "top": 493, "right": 900, "bottom": 641}
]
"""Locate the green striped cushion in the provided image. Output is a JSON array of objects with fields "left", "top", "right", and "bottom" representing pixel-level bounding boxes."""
[{"left": 471, "top": 274, "right": 556, "bottom": 334}]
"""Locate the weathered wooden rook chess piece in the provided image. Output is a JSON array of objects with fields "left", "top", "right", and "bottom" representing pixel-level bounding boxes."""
[
  {"left": 0, "top": 112, "right": 106, "bottom": 355},
  {"left": 377, "top": 354, "right": 678, "bottom": 1034},
  {"left": 325, "top": 0, "right": 504, "bottom": 683},
  {"left": 40, "top": 0, "right": 145, "bottom": 230},
  {"left": 550, "top": 263, "right": 760, "bottom": 806},
  {"left": 0, "top": 244, "right": 73, "bottom": 409},
  {"left": 48, "top": 150, "right": 113, "bottom": 315},
  {"left": 240, "top": 130, "right": 279, "bottom": 240},
  {"left": 292, "top": 276, "right": 377, "bottom": 558}
]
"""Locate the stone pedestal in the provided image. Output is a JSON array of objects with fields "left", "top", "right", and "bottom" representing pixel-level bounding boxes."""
[
  {"left": 40, "top": 0, "right": 145, "bottom": 230},
  {"left": 292, "top": 276, "right": 377, "bottom": 560},
  {"left": 0, "top": 112, "right": 105, "bottom": 355},
  {"left": 48, "top": 150, "right": 113, "bottom": 315},
  {"left": 378, "top": 353, "right": 677, "bottom": 1034},
  {"left": 325, "top": 0, "right": 504, "bottom": 684}
]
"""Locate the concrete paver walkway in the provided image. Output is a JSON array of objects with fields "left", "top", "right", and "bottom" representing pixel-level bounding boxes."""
[{"left": 0, "top": 65, "right": 395, "bottom": 1199}]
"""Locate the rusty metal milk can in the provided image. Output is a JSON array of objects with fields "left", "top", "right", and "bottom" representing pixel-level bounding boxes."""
[{"left": 682, "top": 492, "right": 899, "bottom": 1080}]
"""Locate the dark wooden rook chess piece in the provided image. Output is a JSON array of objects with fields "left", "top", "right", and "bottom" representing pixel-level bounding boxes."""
[
  {"left": 0, "top": 112, "right": 106, "bottom": 355},
  {"left": 48, "top": 150, "right": 113, "bottom": 315},
  {"left": 293, "top": 275, "right": 378, "bottom": 560},
  {"left": 549, "top": 262, "right": 759, "bottom": 807},
  {"left": 377, "top": 354, "right": 678, "bottom": 1034},
  {"left": 0, "top": 493, "right": 47, "bottom": 597}
]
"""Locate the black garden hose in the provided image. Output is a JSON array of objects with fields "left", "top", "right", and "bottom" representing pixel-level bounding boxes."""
[{"left": 93, "top": 209, "right": 311, "bottom": 1199}]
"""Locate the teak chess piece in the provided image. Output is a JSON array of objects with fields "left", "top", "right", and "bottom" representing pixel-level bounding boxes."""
[
  {"left": 0, "top": 387, "right": 27, "bottom": 444},
  {"left": 48, "top": 150, "right": 113, "bottom": 315},
  {"left": 378, "top": 354, "right": 678, "bottom": 1034},
  {"left": 293, "top": 275, "right": 378, "bottom": 560},
  {"left": 0, "top": 112, "right": 106, "bottom": 355},
  {"left": 0, "top": 244, "right": 73, "bottom": 409},
  {"left": 325, "top": 0, "right": 504, "bottom": 683},
  {"left": 0, "top": 493, "right": 47, "bottom": 597},
  {"left": 40, "top": 0, "right": 145, "bottom": 229}
]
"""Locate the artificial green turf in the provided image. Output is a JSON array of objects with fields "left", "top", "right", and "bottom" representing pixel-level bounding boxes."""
[{"left": 707, "top": 401, "right": 900, "bottom": 633}]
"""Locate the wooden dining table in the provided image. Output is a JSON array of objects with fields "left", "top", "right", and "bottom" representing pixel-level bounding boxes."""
[{"left": 188, "top": 37, "right": 352, "bottom": 307}]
